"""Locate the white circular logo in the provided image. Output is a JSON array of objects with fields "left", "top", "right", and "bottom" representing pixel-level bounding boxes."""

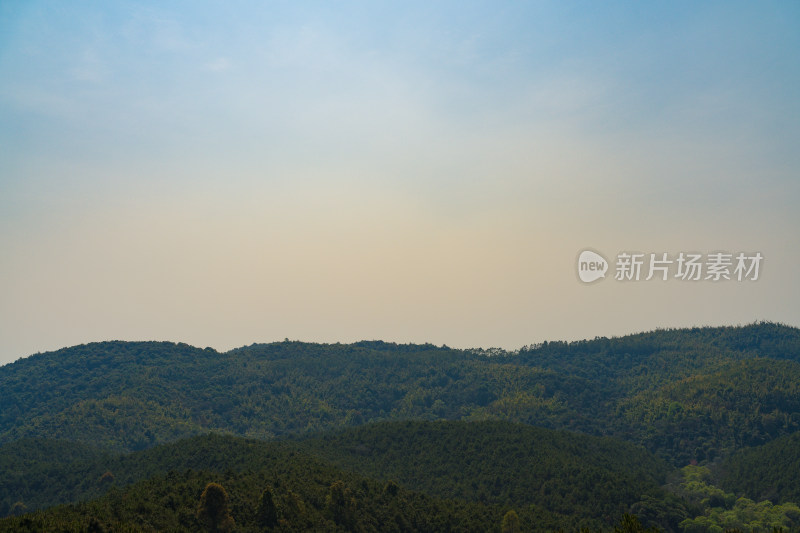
[{"left": 577, "top": 250, "right": 608, "bottom": 283}]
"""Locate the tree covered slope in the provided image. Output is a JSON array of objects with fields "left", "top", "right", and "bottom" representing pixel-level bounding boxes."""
[
  {"left": 1, "top": 323, "right": 798, "bottom": 465},
  {"left": 717, "top": 431, "right": 800, "bottom": 504},
  {"left": 3, "top": 323, "right": 800, "bottom": 531},
  {"left": 0, "top": 432, "right": 628, "bottom": 531},
  {"left": 300, "top": 420, "right": 675, "bottom": 526}
]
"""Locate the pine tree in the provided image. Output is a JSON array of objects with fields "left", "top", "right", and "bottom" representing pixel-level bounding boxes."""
[
  {"left": 197, "top": 482, "right": 235, "bottom": 533},
  {"left": 256, "top": 486, "right": 279, "bottom": 529}
]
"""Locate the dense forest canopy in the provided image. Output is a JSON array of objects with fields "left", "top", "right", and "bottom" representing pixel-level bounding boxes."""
[{"left": 2, "top": 322, "right": 800, "bottom": 531}]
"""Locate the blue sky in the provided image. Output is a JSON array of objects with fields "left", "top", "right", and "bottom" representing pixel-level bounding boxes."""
[{"left": 1, "top": 1, "right": 799, "bottom": 363}]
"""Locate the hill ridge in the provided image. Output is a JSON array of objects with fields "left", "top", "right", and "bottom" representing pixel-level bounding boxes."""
[{"left": 1, "top": 322, "right": 799, "bottom": 465}]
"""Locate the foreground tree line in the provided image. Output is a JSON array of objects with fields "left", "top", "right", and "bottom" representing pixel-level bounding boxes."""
[{"left": 2, "top": 426, "right": 800, "bottom": 532}]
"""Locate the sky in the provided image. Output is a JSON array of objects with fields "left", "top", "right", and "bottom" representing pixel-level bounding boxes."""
[{"left": 1, "top": 1, "right": 799, "bottom": 364}]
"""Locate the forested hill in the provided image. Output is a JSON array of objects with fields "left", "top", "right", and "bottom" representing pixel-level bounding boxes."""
[
  {"left": 0, "top": 432, "right": 532, "bottom": 532},
  {"left": 1, "top": 322, "right": 799, "bottom": 465},
  {"left": 511, "top": 321, "right": 800, "bottom": 387},
  {"left": 718, "top": 431, "right": 800, "bottom": 503},
  {"left": 0, "top": 422, "right": 673, "bottom": 530},
  {"left": 3, "top": 424, "right": 798, "bottom": 531},
  {"left": 299, "top": 420, "right": 675, "bottom": 527}
]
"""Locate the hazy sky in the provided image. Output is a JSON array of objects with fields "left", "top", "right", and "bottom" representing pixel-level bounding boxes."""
[{"left": 1, "top": 1, "right": 799, "bottom": 364}]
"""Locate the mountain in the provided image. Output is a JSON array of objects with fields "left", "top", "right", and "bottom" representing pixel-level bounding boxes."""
[
  {"left": 2, "top": 323, "right": 799, "bottom": 466},
  {"left": 3, "top": 323, "right": 800, "bottom": 531}
]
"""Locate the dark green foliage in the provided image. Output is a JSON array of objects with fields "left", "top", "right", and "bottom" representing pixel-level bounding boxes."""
[
  {"left": 1, "top": 323, "right": 799, "bottom": 467},
  {"left": 0, "top": 433, "right": 328, "bottom": 517},
  {"left": 301, "top": 420, "right": 670, "bottom": 528},
  {"left": 0, "top": 433, "right": 551, "bottom": 532},
  {"left": 197, "top": 482, "right": 234, "bottom": 533},
  {"left": 0, "top": 342, "right": 210, "bottom": 451},
  {"left": 0, "top": 438, "right": 113, "bottom": 516},
  {"left": 325, "top": 480, "right": 355, "bottom": 528},
  {"left": 617, "top": 359, "right": 800, "bottom": 463},
  {"left": 8, "top": 501, "right": 26, "bottom": 517},
  {"left": 1, "top": 339, "right": 574, "bottom": 450},
  {"left": 501, "top": 509, "right": 520, "bottom": 533},
  {"left": 629, "top": 494, "right": 689, "bottom": 532},
  {"left": 718, "top": 432, "right": 800, "bottom": 504},
  {"left": 514, "top": 322, "right": 800, "bottom": 381},
  {"left": 256, "top": 487, "right": 279, "bottom": 529},
  {"left": 2, "top": 322, "right": 800, "bottom": 531},
  {"left": 613, "top": 513, "right": 660, "bottom": 532},
  {"left": 87, "top": 516, "right": 106, "bottom": 533},
  {"left": 0, "top": 425, "right": 673, "bottom": 530}
]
